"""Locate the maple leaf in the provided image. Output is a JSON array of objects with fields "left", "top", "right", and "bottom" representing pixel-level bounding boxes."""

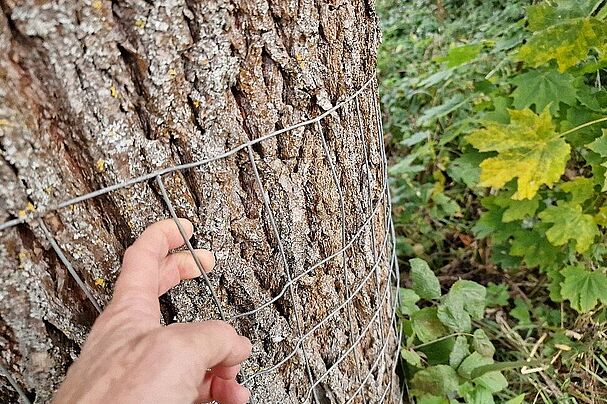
[
  {"left": 560, "top": 266, "right": 607, "bottom": 312},
  {"left": 538, "top": 202, "right": 599, "bottom": 253},
  {"left": 586, "top": 130, "right": 607, "bottom": 190},
  {"left": 587, "top": 130, "right": 607, "bottom": 157},
  {"left": 510, "top": 229, "right": 561, "bottom": 269},
  {"left": 511, "top": 69, "right": 577, "bottom": 114},
  {"left": 560, "top": 177, "right": 595, "bottom": 204},
  {"left": 527, "top": 2, "right": 594, "bottom": 31},
  {"left": 466, "top": 109, "right": 570, "bottom": 200},
  {"left": 517, "top": 18, "right": 607, "bottom": 72}
]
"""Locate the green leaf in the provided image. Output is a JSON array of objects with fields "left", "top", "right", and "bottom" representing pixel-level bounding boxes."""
[
  {"left": 412, "top": 308, "right": 449, "bottom": 343},
  {"left": 401, "top": 131, "right": 429, "bottom": 147},
  {"left": 505, "top": 394, "right": 526, "bottom": 404},
  {"left": 437, "top": 293, "right": 472, "bottom": 333},
  {"left": 417, "top": 396, "right": 450, "bottom": 404},
  {"left": 435, "top": 43, "right": 483, "bottom": 68},
  {"left": 474, "top": 371, "right": 508, "bottom": 393},
  {"left": 486, "top": 283, "right": 510, "bottom": 307},
  {"left": 561, "top": 177, "right": 595, "bottom": 204},
  {"left": 418, "top": 337, "right": 456, "bottom": 366},
  {"left": 447, "top": 152, "right": 484, "bottom": 188},
  {"left": 511, "top": 69, "right": 577, "bottom": 114},
  {"left": 560, "top": 266, "right": 607, "bottom": 312},
  {"left": 539, "top": 202, "right": 599, "bottom": 253},
  {"left": 587, "top": 130, "right": 607, "bottom": 157},
  {"left": 410, "top": 258, "right": 441, "bottom": 299},
  {"left": 547, "top": 267, "right": 565, "bottom": 302},
  {"left": 449, "top": 335, "right": 470, "bottom": 369},
  {"left": 510, "top": 229, "right": 561, "bottom": 269},
  {"left": 410, "top": 365, "right": 461, "bottom": 397},
  {"left": 401, "top": 348, "right": 423, "bottom": 368},
  {"left": 449, "top": 280, "right": 486, "bottom": 320},
  {"left": 420, "top": 94, "right": 469, "bottom": 125},
  {"left": 399, "top": 288, "right": 421, "bottom": 316},
  {"left": 482, "top": 96, "right": 512, "bottom": 124},
  {"left": 472, "top": 329, "right": 495, "bottom": 358},
  {"left": 510, "top": 298, "right": 532, "bottom": 325},
  {"left": 466, "top": 108, "right": 570, "bottom": 200},
  {"left": 458, "top": 352, "right": 493, "bottom": 380},
  {"left": 517, "top": 18, "right": 607, "bottom": 72},
  {"left": 471, "top": 360, "right": 530, "bottom": 379},
  {"left": 501, "top": 198, "right": 539, "bottom": 223},
  {"left": 463, "top": 386, "right": 494, "bottom": 404}
]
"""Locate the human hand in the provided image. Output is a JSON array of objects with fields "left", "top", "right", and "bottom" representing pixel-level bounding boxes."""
[{"left": 54, "top": 219, "right": 252, "bottom": 404}]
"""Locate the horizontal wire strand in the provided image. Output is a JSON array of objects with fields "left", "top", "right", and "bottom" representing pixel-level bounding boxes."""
[
  {"left": 0, "top": 78, "right": 374, "bottom": 233},
  {"left": 345, "top": 249, "right": 398, "bottom": 403},
  {"left": 230, "top": 178, "right": 387, "bottom": 321},
  {"left": 242, "top": 230, "right": 391, "bottom": 385},
  {"left": 302, "top": 243, "right": 394, "bottom": 402}
]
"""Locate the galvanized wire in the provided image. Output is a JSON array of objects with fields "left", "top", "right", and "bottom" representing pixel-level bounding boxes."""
[{"left": 0, "top": 76, "right": 403, "bottom": 403}]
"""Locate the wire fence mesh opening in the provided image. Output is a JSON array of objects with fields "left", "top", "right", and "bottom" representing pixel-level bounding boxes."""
[{"left": 0, "top": 76, "right": 403, "bottom": 403}]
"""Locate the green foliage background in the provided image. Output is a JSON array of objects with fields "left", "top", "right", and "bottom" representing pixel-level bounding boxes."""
[{"left": 379, "top": 0, "right": 607, "bottom": 401}]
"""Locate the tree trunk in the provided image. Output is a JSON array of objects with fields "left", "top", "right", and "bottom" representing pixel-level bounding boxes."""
[{"left": 0, "top": 0, "right": 400, "bottom": 403}]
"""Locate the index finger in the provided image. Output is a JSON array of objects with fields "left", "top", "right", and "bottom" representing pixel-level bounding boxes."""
[
  {"left": 167, "top": 321, "right": 252, "bottom": 369},
  {"left": 112, "top": 218, "right": 194, "bottom": 312}
]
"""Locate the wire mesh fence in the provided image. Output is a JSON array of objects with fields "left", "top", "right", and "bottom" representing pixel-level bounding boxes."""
[{"left": 0, "top": 76, "right": 403, "bottom": 403}]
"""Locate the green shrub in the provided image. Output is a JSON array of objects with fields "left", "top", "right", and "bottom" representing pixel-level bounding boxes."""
[{"left": 381, "top": 0, "right": 607, "bottom": 400}]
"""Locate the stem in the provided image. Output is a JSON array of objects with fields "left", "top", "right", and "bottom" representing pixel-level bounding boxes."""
[{"left": 559, "top": 116, "right": 607, "bottom": 138}]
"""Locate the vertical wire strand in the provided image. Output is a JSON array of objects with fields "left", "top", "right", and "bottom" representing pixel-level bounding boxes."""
[
  {"left": 315, "top": 120, "right": 364, "bottom": 386},
  {"left": 0, "top": 361, "right": 31, "bottom": 404},
  {"left": 345, "top": 251, "right": 398, "bottom": 403},
  {"left": 38, "top": 221, "right": 102, "bottom": 313},
  {"left": 245, "top": 145, "right": 321, "bottom": 404},
  {"left": 355, "top": 95, "right": 387, "bottom": 397},
  {"left": 228, "top": 183, "right": 386, "bottom": 322},
  {"left": 301, "top": 228, "right": 391, "bottom": 402},
  {"left": 155, "top": 175, "right": 226, "bottom": 320},
  {"left": 242, "top": 225, "right": 388, "bottom": 385},
  {"left": 373, "top": 82, "right": 407, "bottom": 402}
]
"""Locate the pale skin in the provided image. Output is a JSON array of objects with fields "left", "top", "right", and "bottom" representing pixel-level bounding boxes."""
[{"left": 54, "top": 219, "right": 252, "bottom": 404}]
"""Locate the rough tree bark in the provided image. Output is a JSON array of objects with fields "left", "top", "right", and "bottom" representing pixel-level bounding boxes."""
[{"left": 0, "top": 0, "right": 400, "bottom": 403}]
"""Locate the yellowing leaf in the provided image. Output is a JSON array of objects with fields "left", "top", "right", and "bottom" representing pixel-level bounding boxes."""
[
  {"left": 538, "top": 202, "right": 599, "bottom": 253},
  {"left": 560, "top": 266, "right": 607, "bottom": 312},
  {"left": 527, "top": 2, "right": 594, "bottom": 32},
  {"left": 517, "top": 18, "right": 607, "bottom": 72},
  {"left": 560, "top": 177, "right": 595, "bottom": 204},
  {"left": 595, "top": 206, "right": 607, "bottom": 226},
  {"left": 466, "top": 109, "right": 570, "bottom": 200}
]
